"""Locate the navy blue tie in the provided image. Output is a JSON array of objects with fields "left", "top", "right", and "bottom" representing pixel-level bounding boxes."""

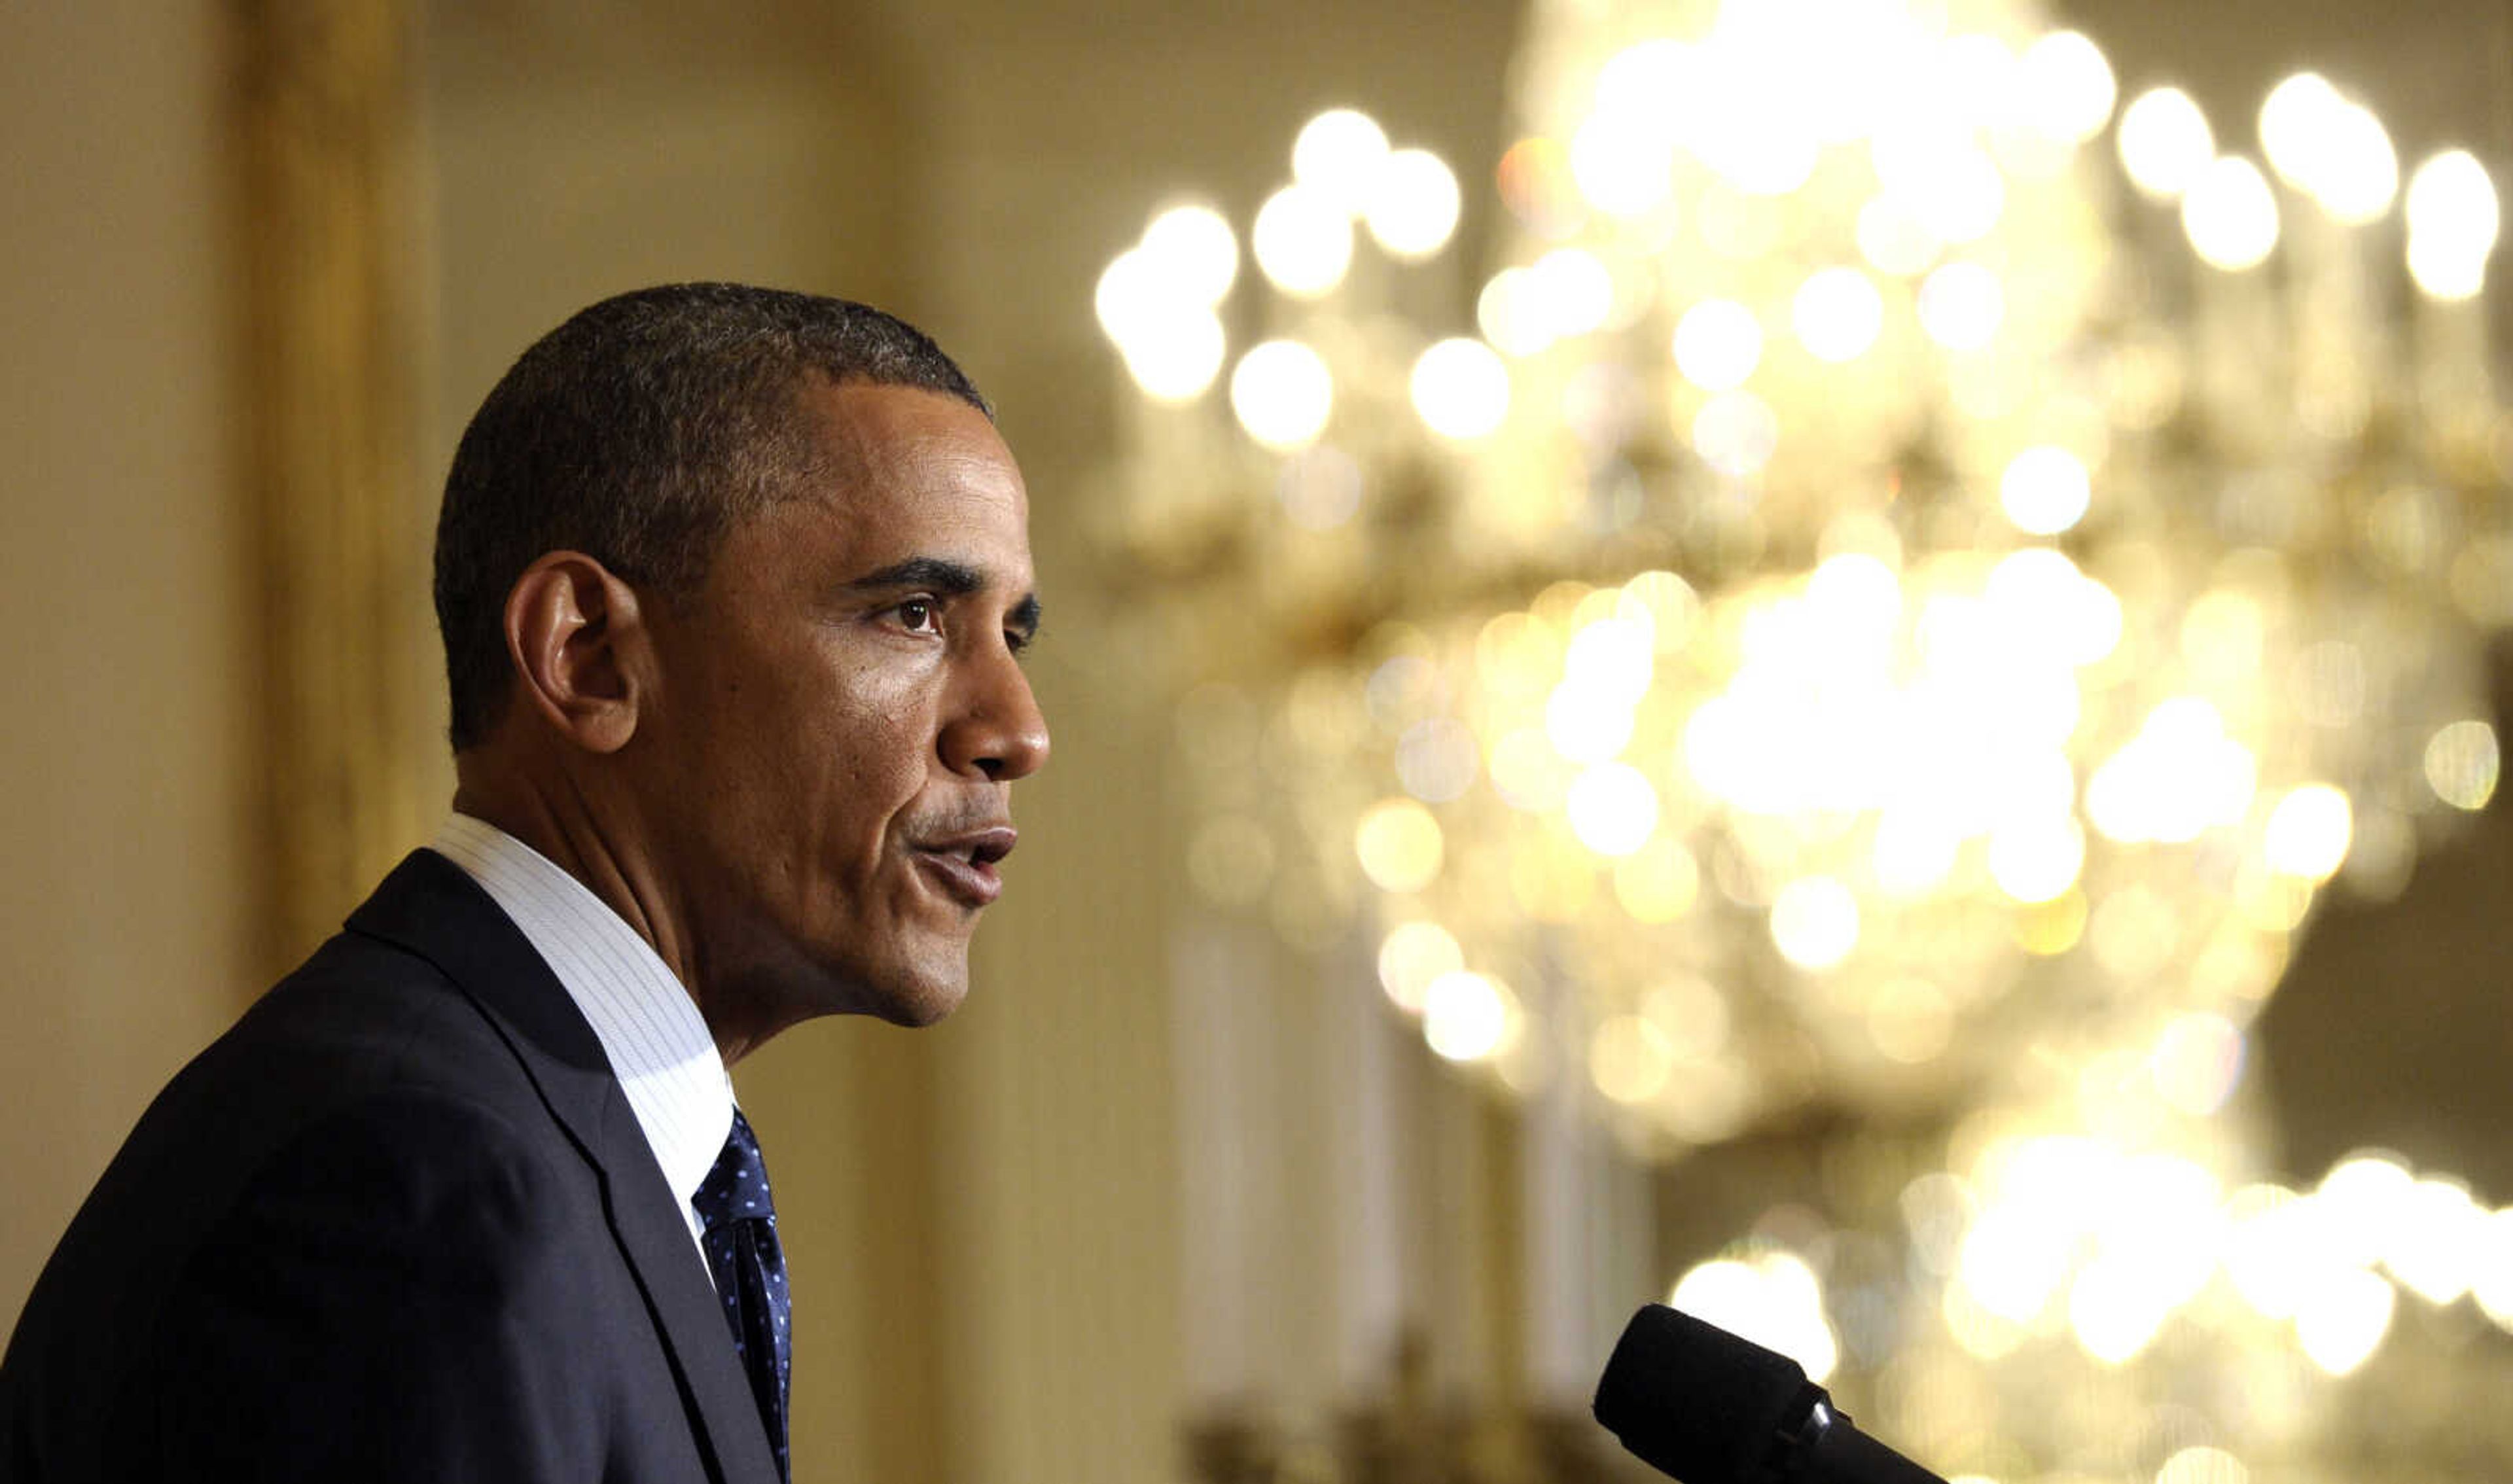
[{"left": 694, "top": 1110, "right": 791, "bottom": 1481}]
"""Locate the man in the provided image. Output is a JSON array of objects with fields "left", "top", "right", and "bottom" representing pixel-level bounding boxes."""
[{"left": 0, "top": 283, "right": 1049, "bottom": 1481}]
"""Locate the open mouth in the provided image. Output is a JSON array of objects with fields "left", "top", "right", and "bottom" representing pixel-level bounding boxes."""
[{"left": 914, "top": 827, "right": 1017, "bottom": 907}]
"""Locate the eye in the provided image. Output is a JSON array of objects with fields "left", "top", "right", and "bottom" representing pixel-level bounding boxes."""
[{"left": 895, "top": 597, "right": 941, "bottom": 635}]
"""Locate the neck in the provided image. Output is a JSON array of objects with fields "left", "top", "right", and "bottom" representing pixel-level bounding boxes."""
[{"left": 451, "top": 761, "right": 771, "bottom": 1064}]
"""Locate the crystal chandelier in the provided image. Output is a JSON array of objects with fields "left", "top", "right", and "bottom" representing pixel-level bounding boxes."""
[{"left": 1095, "top": 0, "right": 2513, "bottom": 1475}]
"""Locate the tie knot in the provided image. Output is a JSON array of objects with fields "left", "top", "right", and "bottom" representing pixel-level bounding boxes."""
[{"left": 694, "top": 1109, "right": 776, "bottom": 1232}]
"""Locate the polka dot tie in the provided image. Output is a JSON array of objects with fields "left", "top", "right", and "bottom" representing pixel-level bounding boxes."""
[{"left": 694, "top": 1110, "right": 791, "bottom": 1481}]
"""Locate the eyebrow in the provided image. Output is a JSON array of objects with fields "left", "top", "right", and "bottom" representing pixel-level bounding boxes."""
[{"left": 845, "top": 556, "right": 1043, "bottom": 641}]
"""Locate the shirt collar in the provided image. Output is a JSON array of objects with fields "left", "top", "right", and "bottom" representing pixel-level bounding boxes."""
[{"left": 428, "top": 813, "right": 733, "bottom": 1224}]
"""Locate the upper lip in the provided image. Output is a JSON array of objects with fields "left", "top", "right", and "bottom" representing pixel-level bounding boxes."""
[{"left": 918, "top": 826, "right": 1017, "bottom": 868}]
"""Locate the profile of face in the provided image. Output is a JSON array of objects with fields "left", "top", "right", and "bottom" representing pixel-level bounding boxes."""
[{"left": 626, "top": 381, "right": 1049, "bottom": 1040}]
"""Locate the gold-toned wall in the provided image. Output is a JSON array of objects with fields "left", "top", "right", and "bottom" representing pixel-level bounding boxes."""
[{"left": 0, "top": 0, "right": 250, "bottom": 1334}]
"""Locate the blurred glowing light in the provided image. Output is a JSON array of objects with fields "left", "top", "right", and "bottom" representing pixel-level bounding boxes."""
[
  {"left": 1673, "top": 298, "right": 1764, "bottom": 391},
  {"left": 2424, "top": 718, "right": 2501, "bottom": 809},
  {"left": 1917, "top": 261, "right": 2004, "bottom": 351},
  {"left": 1568, "top": 762, "right": 1661, "bottom": 857},
  {"left": 1591, "top": 1014, "right": 1675, "bottom": 1103},
  {"left": 2386, "top": 1178, "right": 2487, "bottom": 1303},
  {"left": 2259, "top": 73, "right": 2344, "bottom": 195},
  {"left": 2262, "top": 783, "right": 2352, "bottom": 879},
  {"left": 1395, "top": 716, "right": 1480, "bottom": 803},
  {"left": 1354, "top": 796, "right": 1444, "bottom": 892},
  {"left": 1423, "top": 971, "right": 1513, "bottom": 1061},
  {"left": 1772, "top": 876, "right": 1860, "bottom": 970},
  {"left": 2294, "top": 1266, "right": 2394, "bottom": 1375},
  {"left": 2406, "top": 150, "right": 2501, "bottom": 300},
  {"left": 1571, "top": 116, "right": 1676, "bottom": 219},
  {"left": 1291, "top": 108, "right": 1391, "bottom": 214},
  {"left": 2018, "top": 30, "right": 2116, "bottom": 143},
  {"left": 1367, "top": 148, "right": 1463, "bottom": 258},
  {"left": 1117, "top": 306, "right": 1227, "bottom": 404},
  {"left": 2000, "top": 445, "right": 2093, "bottom": 534},
  {"left": 2183, "top": 156, "right": 2280, "bottom": 271},
  {"left": 1138, "top": 203, "right": 1239, "bottom": 306},
  {"left": 1253, "top": 184, "right": 1355, "bottom": 298},
  {"left": 2153, "top": 1013, "right": 2247, "bottom": 1116},
  {"left": 1988, "top": 819, "right": 2085, "bottom": 904},
  {"left": 1376, "top": 920, "right": 1463, "bottom": 1012},
  {"left": 1793, "top": 268, "right": 1885, "bottom": 362},
  {"left": 1671, "top": 1252, "right": 1838, "bottom": 1382},
  {"left": 1529, "top": 247, "right": 1616, "bottom": 338},
  {"left": 1856, "top": 196, "right": 1941, "bottom": 277},
  {"left": 2117, "top": 87, "right": 2214, "bottom": 200},
  {"left": 1692, "top": 390, "right": 1781, "bottom": 476},
  {"left": 1230, "top": 340, "right": 1334, "bottom": 450},
  {"left": 1410, "top": 338, "right": 1511, "bottom": 440},
  {"left": 1478, "top": 268, "right": 1554, "bottom": 356}
]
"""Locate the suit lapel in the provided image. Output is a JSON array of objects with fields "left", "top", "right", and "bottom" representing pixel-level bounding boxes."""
[{"left": 346, "top": 851, "right": 782, "bottom": 1484}]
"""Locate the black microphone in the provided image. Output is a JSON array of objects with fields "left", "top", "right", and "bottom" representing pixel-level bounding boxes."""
[{"left": 1593, "top": 1304, "right": 1947, "bottom": 1484}]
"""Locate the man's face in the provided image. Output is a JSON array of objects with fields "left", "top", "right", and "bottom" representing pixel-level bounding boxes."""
[{"left": 630, "top": 381, "right": 1048, "bottom": 1039}]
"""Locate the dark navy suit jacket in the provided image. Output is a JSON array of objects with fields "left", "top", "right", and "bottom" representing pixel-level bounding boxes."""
[{"left": 0, "top": 850, "right": 781, "bottom": 1483}]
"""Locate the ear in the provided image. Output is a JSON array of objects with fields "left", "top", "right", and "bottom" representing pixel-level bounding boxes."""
[{"left": 501, "top": 552, "right": 651, "bottom": 755}]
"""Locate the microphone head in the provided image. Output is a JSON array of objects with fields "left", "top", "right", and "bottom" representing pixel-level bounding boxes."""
[{"left": 1592, "top": 1303, "right": 1811, "bottom": 1484}]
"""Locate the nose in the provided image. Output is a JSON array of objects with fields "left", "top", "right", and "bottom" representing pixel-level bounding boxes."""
[{"left": 942, "top": 640, "right": 1050, "bottom": 783}]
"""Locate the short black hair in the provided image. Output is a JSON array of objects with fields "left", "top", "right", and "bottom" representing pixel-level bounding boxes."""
[{"left": 433, "top": 282, "right": 991, "bottom": 751}]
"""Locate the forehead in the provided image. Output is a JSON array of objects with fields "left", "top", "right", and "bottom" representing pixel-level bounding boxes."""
[{"left": 784, "top": 380, "right": 1033, "bottom": 572}]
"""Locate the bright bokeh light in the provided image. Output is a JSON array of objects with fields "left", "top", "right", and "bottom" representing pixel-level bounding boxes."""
[
  {"left": 2262, "top": 783, "right": 2352, "bottom": 879},
  {"left": 2259, "top": 73, "right": 2344, "bottom": 195},
  {"left": 2087, "top": 698, "right": 2256, "bottom": 844},
  {"left": 1857, "top": 195, "right": 1941, "bottom": 277},
  {"left": 2423, "top": 718, "right": 2501, "bottom": 809},
  {"left": 2117, "top": 86, "right": 2214, "bottom": 200},
  {"left": 1118, "top": 307, "right": 1228, "bottom": 403},
  {"left": 2183, "top": 156, "right": 2281, "bottom": 270},
  {"left": 1354, "top": 796, "right": 1444, "bottom": 892},
  {"left": 1422, "top": 970, "right": 1512, "bottom": 1061},
  {"left": 1590, "top": 1014, "right": 1675, "bottom": 1103},
  {"left": 1478, "top": 268, "right": 1552, "bottom": 356},
  {"left": 2385, "top": 1178, "right": 2487, "bottom": 1303},
  {"left": 1139, "top": 203, "right": 1239, "bottom": 307},
  {"left": 1367, "top": 148, "right": 1463, "bottom": 258},
  {"left": 2018, "top": 30, "right": 2116, "bottom": 143},
  {"left": 2153, "top": 1012, "right": 2247, "bottom": 1116},
  {"left": 1410, "top": 338, "right": 1511, "bottom": 439},
  {"left": 1252, "top": 184, "right": 1355, "bottom": 298},
  {"left": 1692, "top": 390, "right": 1781, "bottom": 476},
  {"left": 2406, "top": 150, "right": 2502, "bottom": 300},
  {"left": 1571, "top": 115, "right": 1676, "bottom": 219},
  {"left": 1376, "top": 920, "right": 1463, "bottom": 1012},
  {"left": 1988, "top": 818, "right": 2085, "bottom": 904},
  {"left": 1230, "top": 340, "right": 1335, "bottom": 450},
  {"left": 1568, "top": 762, "right": 1660, "bottom": 856},
  {"left": 1671, "top": 1251, "right": 1838, "bottom": 1382},
  {"left": 2294, "top": 1265, "right": 2395, "bottom": 1375},
  {"left": 1565, "top": 616, "right": 1654, "bottom": 702},
  {"left": 1291, "top": 108, "right": 1391, "bottom": 214},
  {"left": 1917, "top": 261, "right": 2004, "bottom": 350},
  {"left": 1529, "top": 247, "right": 1616, "bottom": 339},
  {"left": 1771, "top": 876, "right": 1860, "bottom": 970},
  {"left": 1999, "top": 445, "right": 2093, "bottom": 534},
  {"left": 2321, "top": 101, "right": 2400, "bottom": 224},
  {"left": 1673, "top": 298, "right": 1764, "bottom": 391},
  {"left": 1874, "top": 128, "right": 2006, "bottom": 244},
  {"left": 1792, "top": 267, "right": 1885, "bottom": 362}
]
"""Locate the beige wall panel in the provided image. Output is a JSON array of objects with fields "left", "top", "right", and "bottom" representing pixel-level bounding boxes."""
[{"left": 0, "top": 0, "right": 248, "bottom": 1334}]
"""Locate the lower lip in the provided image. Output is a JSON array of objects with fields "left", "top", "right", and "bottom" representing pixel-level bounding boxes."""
[{"left": 916, "top": 851, "right": 1002, "bottom": 908}]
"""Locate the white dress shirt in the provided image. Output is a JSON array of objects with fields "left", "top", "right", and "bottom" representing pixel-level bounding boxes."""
[{"left": 429, "top": 813, "right": 732, "bottom": 1254}]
